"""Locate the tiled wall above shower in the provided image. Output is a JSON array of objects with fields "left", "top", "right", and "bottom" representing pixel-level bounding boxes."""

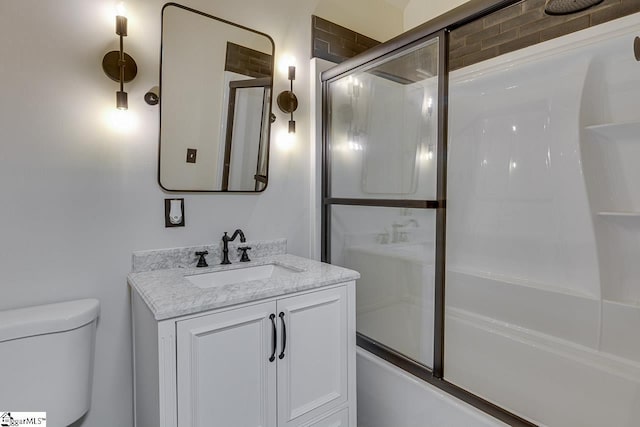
[
  {"left": 312, "top": 15, "right": 381, "bottom": 63},
  {"left": 449, "top": 0, "right": 640, "bottom": 70}
]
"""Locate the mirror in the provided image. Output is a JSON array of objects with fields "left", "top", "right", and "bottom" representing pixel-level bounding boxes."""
[{"left": 159, "top": 3, "right": 275, "bottom": 192}]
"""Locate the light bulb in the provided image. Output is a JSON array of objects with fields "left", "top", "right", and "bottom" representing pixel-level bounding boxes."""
[
  {"left": 115, "top": 2, "right": 127, "bottom": 17},
  {"left": 277, "top": 128, "right": 295, "bottom": 151},
  {"left": 278, "top": 54, "right": 296, "bottom": 76},
  {"left": 107, "top": 108, "right": 136, "bottom": 133}
]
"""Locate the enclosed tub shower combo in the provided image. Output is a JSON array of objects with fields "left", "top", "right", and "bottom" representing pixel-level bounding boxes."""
[{"left": 321, "top": 1, "right": 640, "bottom": 425}]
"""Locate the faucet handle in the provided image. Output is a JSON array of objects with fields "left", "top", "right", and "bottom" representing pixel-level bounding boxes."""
[
  {"left": 195, "top": 251, "right": 209, "bottom": 268},
  {"left": 237, "top": 246, "right": 252, "bottom": 262}
]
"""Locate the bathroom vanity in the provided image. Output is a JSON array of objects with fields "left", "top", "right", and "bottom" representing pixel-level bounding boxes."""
[{"left": 128, "top": 240, "right": 359, "bottom": 427}]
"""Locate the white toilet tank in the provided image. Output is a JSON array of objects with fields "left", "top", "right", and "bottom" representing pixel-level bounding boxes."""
[{"left": 0, "top": 299, "right": 100, "bottom": 427}]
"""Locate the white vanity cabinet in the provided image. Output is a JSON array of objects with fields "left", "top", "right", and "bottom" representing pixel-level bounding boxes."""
[
  {"left": 132, "top": 282, "right": 356, "bottom": 427},
  {"left": 176, "top": 300, "right": 277, "bottom": 427}
]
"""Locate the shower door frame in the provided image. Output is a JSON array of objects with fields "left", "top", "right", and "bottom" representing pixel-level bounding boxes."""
[{"left": 320, "top": 0, "right": 535, "bottom": 426}]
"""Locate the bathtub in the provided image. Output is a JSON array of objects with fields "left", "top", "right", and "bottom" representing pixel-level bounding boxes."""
[
  {"left": 445, "top": 270, "right": 640, "bottom": 427},
  {"left": 356, "top": 348, "right": 507, "bottom": 427}
]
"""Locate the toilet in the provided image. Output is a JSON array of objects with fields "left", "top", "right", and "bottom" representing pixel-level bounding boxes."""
[{"left": 0, "top": 298, "right": 100, "bottom": 426}]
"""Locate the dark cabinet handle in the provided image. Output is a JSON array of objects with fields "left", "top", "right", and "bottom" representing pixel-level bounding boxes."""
[
  {"left": 278, "top": 312, "right": 287, "bottom": 360},
  {"left": 269, "top": 313, "right": 277, "bottom": 362}
]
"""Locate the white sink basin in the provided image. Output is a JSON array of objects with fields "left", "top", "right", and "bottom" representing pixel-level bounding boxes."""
[{"left": 186, "top": 264, "right": 302, "bottom": 289}]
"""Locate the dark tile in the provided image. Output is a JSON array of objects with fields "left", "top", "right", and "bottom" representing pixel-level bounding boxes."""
[
  {"left": 523, "top": 0, "right": 546, "bottom": 12},
  {"left": 313, "top": 38, "right": 330, "bottom": 55},
  {"left": 540, "top": 15, "right": 590, "bottom": 41},
  {"left": 482, "top": 28, "right": 519, "bottom": 49},
  {"left": 328, "top": 42, "right": 358, "bottom": 58},
  {"left": 483, "top": 3, "right": 523, "bottom": 28},
  {"left": 498, "top": 32, "right": 541, "bottom": 55},
  {"left": 466, "top": 24, "right": 501, "bottom": 45},
  {"left": 342, "top": 37, "right": 361, "bottom": 52},
  {"left": 314, "top": 28, "right": 340, "bottom": 46},
  {"left": 597, "top": 0, "right": 624, "bottom": 10},
  {"left": 556, "top": 0, "right": 620, "bottom": 21},
  {"left": 450, "top": 41, "right": 482, "bottom": 58},
  {"left": 331, "top": 23, "right": 356, "bottom": 39},
  {"left": 591, "top": 0, "right": 640, "bottom": 25},
  {"left": 590, "top": 4, "right": 626, "bottom": 26},
  {"left": 501, "top": 8, "right": 546, "bottom": 31},
  {"left": 620, "top": 0, "right": 640, "bottom": 11},
  {"left": 225, "top": 42, "right": 272, "bottom": 78},
  {"left": 620, "top": 0, "right": 640, "bottom": 15},
  {"left": 313, "top": 15, "right": 333, "bottom": 34},
  {"left": 450, "top": 18, "right": 484, "bottom": 39},
  {"left": 356, "top": 33, "right": 381, "bottom": 48},
  {"left": 462, "top": 46, "right": 500, "bottom": 66},
  {"left": 449, "top": 57, "right": 464, "bottom": 71},
  {"left": 520, "top": 15, "right": 566, "bottom": 37},
  {"left": 450, "top": 36, "right": 465, "bottom": 51},
  {"left": 449, "top": 28, "right": 464, "bottom": 43},
  {"left": 311, "top": 15, "right": 379, "bottom": 61}
]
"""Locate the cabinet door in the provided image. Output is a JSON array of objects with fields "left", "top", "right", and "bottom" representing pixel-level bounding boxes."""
[
  {"left": 176, "top": 301, "right": 277, "bottom": 427},
  {"left": 304, "top": 408, "right": 349, "bottom": 427},
  {"left": 277, "top": 286, "right": 349, "bottom": 427}
]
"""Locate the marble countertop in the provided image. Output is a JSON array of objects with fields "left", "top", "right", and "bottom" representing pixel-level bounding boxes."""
[{"left": 128, "top": 254, "right": 360, "bottom": 320}]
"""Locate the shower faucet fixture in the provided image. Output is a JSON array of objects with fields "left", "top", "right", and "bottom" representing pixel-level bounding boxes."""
[{"left": 544, "top": 0, "right": 604, "bottom": 16}]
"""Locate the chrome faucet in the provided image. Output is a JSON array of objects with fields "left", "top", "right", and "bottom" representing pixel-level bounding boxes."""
[
  {"left": 391, "top": 219, "right": 418, "bottom": 243},
  {"left": 221, "top": 229, "right": 246, "bottom": 265}
]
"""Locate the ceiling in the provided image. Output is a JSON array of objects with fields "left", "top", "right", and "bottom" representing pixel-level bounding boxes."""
[{"left": 382, "top": 0, "right": 411, "bottom": 10}]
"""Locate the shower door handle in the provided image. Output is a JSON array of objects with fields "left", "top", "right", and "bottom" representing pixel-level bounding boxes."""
[
  {"left": 278, "top": 312, "right": 287, "bottom": 359},
  {"left": 269, "top": 313, "right": 277, "bottom": 362}
]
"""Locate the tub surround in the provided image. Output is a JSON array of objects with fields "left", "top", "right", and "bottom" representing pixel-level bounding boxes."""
[
  {"left": 129, "top": 240, "right": 359, "bottom": 320},
  {"left": 445, "top": 13, "right": 640, "bottom": 426}
]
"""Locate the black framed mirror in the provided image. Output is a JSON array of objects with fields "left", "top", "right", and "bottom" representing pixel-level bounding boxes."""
[{"left": 159, "top": 3, "right": 275, "bottom": 192}]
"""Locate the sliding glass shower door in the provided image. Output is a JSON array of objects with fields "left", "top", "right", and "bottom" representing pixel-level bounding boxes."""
[{"left": 323, "top": 35, "right": 445, "bottom": 370}]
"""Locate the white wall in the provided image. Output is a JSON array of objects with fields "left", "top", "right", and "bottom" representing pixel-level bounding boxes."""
[
  {"left": 403, "top": 0, "right": 471, "bottom": 30},
  {"left": 0, "top": 1, "right": 402, "bottom": 426},
  {"left": 315, "top": 0, "right": 403, "bottom": 41}
]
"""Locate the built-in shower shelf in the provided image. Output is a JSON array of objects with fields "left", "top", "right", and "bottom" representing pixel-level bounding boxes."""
[
  {"left": 597, "top": 211, "right": 640, "bottom": 218},
  {"left": 584, "top": 122, "right": 640, "bottom": 140}
]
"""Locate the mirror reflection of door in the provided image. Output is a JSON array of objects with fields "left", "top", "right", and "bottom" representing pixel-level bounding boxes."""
[{"left": 222, "top": 78, "right": 271, "bottom": 191}]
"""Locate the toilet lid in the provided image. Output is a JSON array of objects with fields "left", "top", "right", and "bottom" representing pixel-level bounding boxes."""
[{"left": 0, "top": 298, "right": 100, "bottom": 343}]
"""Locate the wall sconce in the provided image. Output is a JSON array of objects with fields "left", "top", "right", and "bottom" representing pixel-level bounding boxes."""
[
  {"left": 102, "top": 3, "right": 137, "bottom": 110},
  {"left": 277, "top": 66, "right": 298, "bottom": 133}
]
